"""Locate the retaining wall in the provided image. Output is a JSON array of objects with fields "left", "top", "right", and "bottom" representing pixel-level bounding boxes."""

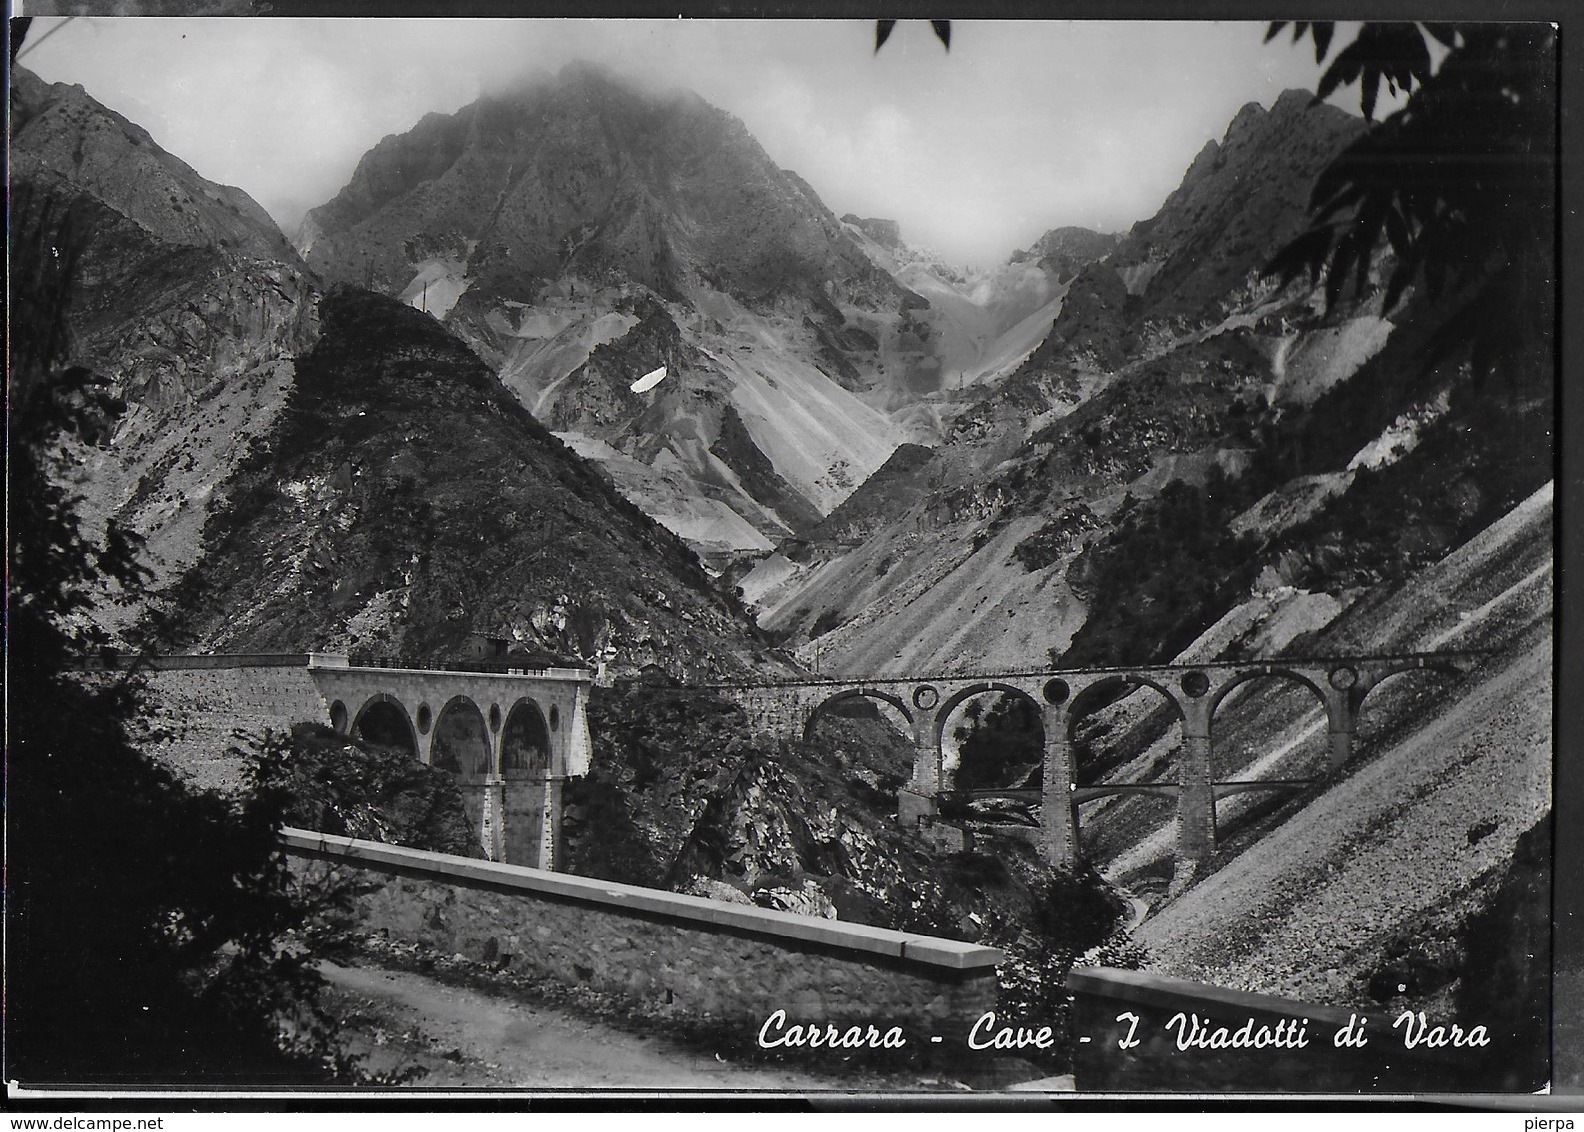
[
  {"left": 1068, "top": 966, "right": 1496, "bottom": 1092},
  {"left": 283, "top": 829, "right": 1002, "bottom": 1047},
  {"left": 133, "top": 661, "right": 332, "bottom": 793}
]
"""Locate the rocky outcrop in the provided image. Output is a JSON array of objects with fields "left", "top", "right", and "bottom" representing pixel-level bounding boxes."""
[
  {"left": 275, "top": 723, "right": 484, "bottom": 858},
  {"left": 11, "top": 67, "right": 297, "bottom": 266},
  {"left": 1013, "top": 226, "right": 1121, "bottom": 284}
]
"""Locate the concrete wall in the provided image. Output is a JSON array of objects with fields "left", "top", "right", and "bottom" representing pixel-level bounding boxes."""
[
  {"left": 283, "top": 829, "right": 1002, "bottom": 1044},
  {"left": 1068, "top": 967, "right": 1485, "bottom": 1092}
]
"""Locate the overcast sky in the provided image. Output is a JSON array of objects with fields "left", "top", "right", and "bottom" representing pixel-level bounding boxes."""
[{"left": 20, "top": 18, "right": 1360, "bottom": 267}]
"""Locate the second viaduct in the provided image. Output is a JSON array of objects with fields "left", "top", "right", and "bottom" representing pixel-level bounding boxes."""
[{"left": 713, "top": 654, "right": 1478, "bottom": 869}]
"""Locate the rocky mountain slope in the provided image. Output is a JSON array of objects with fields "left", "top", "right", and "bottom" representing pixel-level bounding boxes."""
[
  {"left": 727, "top": 82, "right": 1553, "bottom": 1043},
  {"left": 13, "top": 67, "right": 784, "bottom": 678},
  {"left": 11, "top": 67, "right": 319, "bottom": 634},
  {"left": 743, "top": 89, "right": 1432, "bottom": 673},
  {"left": 152, "top": 287, "right": 781, "bottom": 677},
  {"left": 1130, "top": 482, "right": 1551, "bottom": 1009},
  {"left": 18, "top": 56, "right": 1551, "bottom": 1066},
  {"left": 295, "top": 61, "right": 924, "bottom": 563},
  {"left": 294, "top": 62, "right": 1119, "bottom": 568}
]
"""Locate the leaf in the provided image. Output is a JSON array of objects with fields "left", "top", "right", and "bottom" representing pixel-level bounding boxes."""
[
  {"left": 1264, "top": 21, "right": 1287, "bottom": 44},
  {"left": 1316, "top": 40, "right": 1365, "bottom": 104},
  {"left": 1382, "top": 257, "right": 1416, "bottom": 313},
  {"left": 1264, "top": 225, "right": 1334, "bottom": 290},
  {"left": 874, "top": 20, "right": 896, "bottom": 53},
  {"left": 931, "top": 20, "right": 951, "bottom": 51},
  {"left": 1383, "top": 200, "right": 1411, "bottom": 256},
  {"left": 1312, "top": 22, "right": 1335, "bottom": 63},
  {"left": 1361, "top": 66, "right": 1381, "bottom": 120}
]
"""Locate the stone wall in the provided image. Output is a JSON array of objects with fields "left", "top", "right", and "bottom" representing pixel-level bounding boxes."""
[
  {"left": 283, "top": 829, "right": 1001, "bottom": 1046},
  {"left": 133, "top": 660, "right": 331, "bottom": 792},
  {"left": 1069, "top": 967, "right": 1490, "bottom": 1092}
]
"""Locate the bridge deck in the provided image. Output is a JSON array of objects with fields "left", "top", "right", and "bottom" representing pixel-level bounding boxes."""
[
  {"left": 962, "top": 779, "right": 1320, "bottom": 805},
  {"left": 702, "top": 650, "right": 1485, "bottom": 690}
]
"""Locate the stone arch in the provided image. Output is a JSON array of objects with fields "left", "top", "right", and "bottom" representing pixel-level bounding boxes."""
[
  {"left": 1064, "top": 674, "right": 1184, "bottom": 743},
  {"left": 933, "top": 682, "right": 1045, "bottom": 793},
  {"left": 933, "top": 682, "right": 1038, "bottom": 749},
  {"left": 1062, "top": 674, "right": 1186, "bottom": 805},
  {"left": 1352, "top": 660, "right": 1466, "bottom": 744},
  {"left": 351, "top": 693, "right": 417, "bottom": 757},
  {"left": 1208, "top": 667, "right": 1331, "bottom": 724},
  {"left": 803, "top": 687, "right": 914, "bottom": 741},
  {"left": 501, "top": 697, "right": 553, "bottom": 775},
  {"left": 1206, "top": 667, "right": 1335, "bottom": 783},
  {"left": 1360, "top": 659, "right": 1466, "bottom": 703},
  {"left": 431, "top": 695, "right": 491, "bottom": 777}
]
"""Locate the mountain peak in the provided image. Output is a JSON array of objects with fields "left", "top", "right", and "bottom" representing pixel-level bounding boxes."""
[
  {"left": 11, "top": 64, "right": 297, "bottom": 266},
  {"left": 555, "top": 57, "right": 627, "bottom": 89}
]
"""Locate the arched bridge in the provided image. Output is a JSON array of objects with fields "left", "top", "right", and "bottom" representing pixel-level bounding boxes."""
[
  {"left": 711, "top": 652, "right": 1482, "bottom": 869},
  {"left": 311, "top": 656, "right": 593, "bottom": 869},
  {"left": 85, "top": 652, "right": 593, "bottom": 870}
]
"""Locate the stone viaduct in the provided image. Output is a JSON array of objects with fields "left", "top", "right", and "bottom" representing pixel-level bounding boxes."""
[
  {"left": 92, "top": 653, "right": 593, "bottom": 870},
  {"left": 712, "top": 652, "right": 1480, "bottom": 869},
  {"left": 311, "top": 656, "right": 593, "bottom": 870}
]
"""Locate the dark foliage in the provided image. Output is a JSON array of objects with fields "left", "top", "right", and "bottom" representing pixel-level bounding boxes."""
[
  {"left": 874, "top": 20, "right": 950, "bottom": 54},
  {"left": 952, "top": 694, "right": 1043, "bottom": 792},
  {"left": 1062, "top": 471, "right": 1264, "bottom": 666},
  {"left": 1268, "top": 386, "right": 1552, "bottom": 592},
  {"left": 1455, "top": 815, "right": 1551, "bottom": 1090},
  {"left": 6, "top": 191, "right": 360, "bottom": 1084},
  {"left": 562, "top": 684, "right": 756, "bottom": 885},
  {"left": 1266, "top": 23, "right": 1555, "bottom": 382},
  {"left": 270, "top": 722, "right": 484, "bottom": 858},
  {"left": 1013, "top": 501, "right": 1101, "bottom": 572}
]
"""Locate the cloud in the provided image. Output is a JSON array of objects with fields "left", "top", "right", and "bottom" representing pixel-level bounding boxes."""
[{"left": 22, "top": 18, "right": 1346, "bottom": 266}]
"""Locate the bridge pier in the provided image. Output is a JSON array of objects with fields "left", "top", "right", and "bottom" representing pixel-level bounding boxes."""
[
  {"left": 480, "top": 775, "right": 507, "bottom": 862},
  {"left": 1327, "top": 725, "right": 1355, "bottom": 773},
  {"left": 538, "top": 774, "right": 565, "bottom": 870},
  {"left": 1039, "top": 705, "right": 1079, "bottom": 869},
  {"left": 1175, "top": 712, "right": 1217, "bottom": 865},
  {"left": 900, "top": 719, "right": 942, "bottom": 827}
]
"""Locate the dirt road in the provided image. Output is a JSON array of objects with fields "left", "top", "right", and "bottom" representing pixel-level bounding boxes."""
[{"left": 324, "top": 960, "right": 872, "bottom": 1091}]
